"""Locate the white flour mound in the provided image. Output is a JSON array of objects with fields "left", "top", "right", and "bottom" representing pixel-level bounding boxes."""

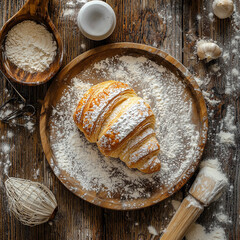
[
  {"left": 50, "top": 55, "right": 201, "bottom": 202},
  {"left": 5, "top": 20, "right": 57, "bottom": 73}
]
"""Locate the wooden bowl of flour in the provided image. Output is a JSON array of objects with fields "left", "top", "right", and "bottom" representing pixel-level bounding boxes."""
[{"left": 0, "top": 0, "right": 63, "bottom": 85}]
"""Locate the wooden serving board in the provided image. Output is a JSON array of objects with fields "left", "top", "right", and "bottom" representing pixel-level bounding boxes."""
[{"left": 40, "top": 42, "right": 208, "bottom": 210}]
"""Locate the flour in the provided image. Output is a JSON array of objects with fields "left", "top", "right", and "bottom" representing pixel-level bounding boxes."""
[
  {"left": 63, "top": 0, "right": 88, "bottom": 19},
  {"left": 202, "top": 90, "right": 221, "bottom": 106},
  {"left": 49, "top": 55, "right": 202, "bottom": 202},
  {"left": 7, "top": 131, "right": 14, "bottom": 138},
  {"left": 25, "top": 120, "right": 35, "bottom": 132},
  {"left": 217, "top": 106, "right": 236, "bottom": 145},
  {"left": 223, "top": 10, "right": 240, "bottom": 95},
  {"left": 200, "top": 158, "right": 221, "bottom": 170},
  {"left": 218, "top": 131, "right": 235, "bottom": 145},
  {"left": 63, "top": 9, "right": 75, "bottom": 17},
  {"left": 232, "top": 68, "right": 239, "bottom": 77},
  {"left": 33, "top": 168, "right": 40, "bottom": 180},
  {"left": 215, "top": 213, "right": 230, "bottom": 224},
  {"left": 0, "top": 141, "right": 13, "bottom": 178},
  {"left": 222, "top": 106, "right": 237, "bottom": 132},
  {"left": 209, "top": 12, "right": 214, "bottom": 22},
  {"left": 5, "top": 20, "right": 57, "bottom": 73},
  {"left": 186, "top": 196, "right": 203, "bottom": 209},
  {"left": 2, "top": 143, "right": 10, "bottom": 154},
  {"left": 222, "top": 51, "right": 230, "bottom": 62},
  {"left": 80, "top": 43, "right": 86, "bottom": 50},
  {"left": 147, "top": 225, "right": 158, "bottom": 236},
  {"left": 185, "top": 223, "right": 226, "bottom": 240}
]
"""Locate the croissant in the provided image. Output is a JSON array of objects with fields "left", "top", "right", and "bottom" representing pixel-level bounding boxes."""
[{"left": 73, "top": 80, "right": 161, "bottom": 174}]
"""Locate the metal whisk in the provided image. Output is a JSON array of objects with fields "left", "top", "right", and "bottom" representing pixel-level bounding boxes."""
[{"left": 0, "top": 76, "right": 36, "bottom": 125}]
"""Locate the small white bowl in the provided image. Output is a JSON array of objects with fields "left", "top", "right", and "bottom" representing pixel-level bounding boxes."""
[{"left": 77, "top": 1, "right": 116, "bottom": 41}]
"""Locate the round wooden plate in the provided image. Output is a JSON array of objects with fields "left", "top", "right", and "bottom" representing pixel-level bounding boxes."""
[{"left": 40, "top": 43, "right": 208, "bottom": 210}]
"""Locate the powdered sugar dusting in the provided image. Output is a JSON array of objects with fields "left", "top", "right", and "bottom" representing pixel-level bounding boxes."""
[
  {"left": 82, "top": 85, "right": 131, "bottom": 135},
  {"left": 129, "top": 138, "right": 159, "bottom": 164},
  {"left": 98, "top": 99, "right": 152, "bottom": 150},
  {"left": 49, "top": 55, "right": 202, "bottom": 202}
]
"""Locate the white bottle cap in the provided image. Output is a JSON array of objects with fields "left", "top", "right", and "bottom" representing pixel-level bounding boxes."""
[{"left": 77, "top": 1, "right": 116, "bottom": 41}]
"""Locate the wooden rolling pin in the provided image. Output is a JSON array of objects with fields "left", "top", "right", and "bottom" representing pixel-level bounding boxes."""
[{"left": 161, "top": 163, "right": 228, "bottom": 240}]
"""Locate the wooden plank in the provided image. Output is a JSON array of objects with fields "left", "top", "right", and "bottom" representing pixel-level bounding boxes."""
[
  {"left": 183, "top": 0, "right": 240, "bottom": 239},
  {"left": 0, "top": 0, "right": 103, "bottom": 239},
  {"left": 103, "top": 0, "right": 184, "bottom": 239},
  {"left": 0, "top": 0, "right": 239, "bottom": 239}
]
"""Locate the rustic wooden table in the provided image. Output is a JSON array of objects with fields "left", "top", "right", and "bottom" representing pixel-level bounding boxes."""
[{"left": 0, "top": 0, "right": 239, "bottom": 239}]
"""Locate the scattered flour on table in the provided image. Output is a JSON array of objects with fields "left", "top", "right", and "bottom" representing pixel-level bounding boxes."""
[
  {"left": 208, "top": 12, "right": 214, "bottom": 22},
  {"left": 202, "top": 90, "right": 221, "bottom": 106},
  {"left": 215, "top": 213, "right": 230, "bottom": 224},
  {"left": 5, "top": 21, "right": 57, "bottom": 73},
  {"left": 194, "top": 75, "right": 211, "bottom": 88},
  {"left": 223, "top": 10, "right": 240, "bottom": 95},
  {"left": 25, "top": 120, "right": 35, "bottom": 133},
  {"left": 50, "top": 55, "right": 202, "bottom": 201},
  {"left": 218, "top": 131, "right": 235, "bottom": 145},
  {"left": 63, "top": 0, "right": 88, "bottom": 19},
  {"left": 217, "top": 106, "right": 236, "bottom": 145},
  {"left": 147, "top": 225, "right": 158, "bottom": 236},
  {"left": 63, "top": 9, "right": 75, "bottom": 17},
  {"left": 0, "top": 133, "right": 15, "bottom": 179},
  {"left": 80, "top": 43, "right": 86, "bottom": 50},
  {"left": 157, "top": 9, "right": 173, "bottom": 25},
  {"left": 2, "top": 143, "right": 10, "bottom": 154},
  {"left": 195, "top": 77, "right": 204, "bottom": 87},
  {"left": 0, "top": 91, "right": 35, "bottom": 180},
  {"left": 7, "top": 131, "right": 14, "bottom": 138},
  {"left": 221, "top": 106, "right": 237, "bottom": 132},
  {"left": 200, "top": 158, "right": 222, "bottom": 170},
  {"left": 185, "top": 223, "right": 226, "bottom": 240},
  {"left": 33, "top": 168, "right": 40, "bottom": 180}
]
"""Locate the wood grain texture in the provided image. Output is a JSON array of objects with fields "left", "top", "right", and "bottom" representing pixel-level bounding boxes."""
[
  {"left": 39, "top": 42, "right": 208, "bottom": 210},
  {"left": 0, "top": 0, "right": 239, "bottom": 240},
  {"left": 0, "top": 0, "right": 63, "bottom": 85}
]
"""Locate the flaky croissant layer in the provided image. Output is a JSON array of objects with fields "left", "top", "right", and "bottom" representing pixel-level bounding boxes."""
[{"left": 73, "top": 80, "right": 161, "bottom": 174}]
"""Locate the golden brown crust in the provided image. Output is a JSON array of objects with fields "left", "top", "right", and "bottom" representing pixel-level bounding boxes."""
[{"left": 73, "top": 80, "right": 161, "bottom": 174}]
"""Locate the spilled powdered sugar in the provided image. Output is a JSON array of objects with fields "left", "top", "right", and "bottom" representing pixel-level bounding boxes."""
[
  {"left": 217, "top": 106, "right": 236, "bottom": 145},
  {"left": 0, "top": 134, "right": 14, "bottom": 180},
  {"left": 62, "top": 0, "right": 88, "bottom": 20},
  {"left": 50, "top": 55, "right": 201, "bottom": 201},
  {"left": 185, "top": 223, "right": 227, "bottom": 240},
  {"left": 147, "top": 225, "right": 158, "bottom": 236}
]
